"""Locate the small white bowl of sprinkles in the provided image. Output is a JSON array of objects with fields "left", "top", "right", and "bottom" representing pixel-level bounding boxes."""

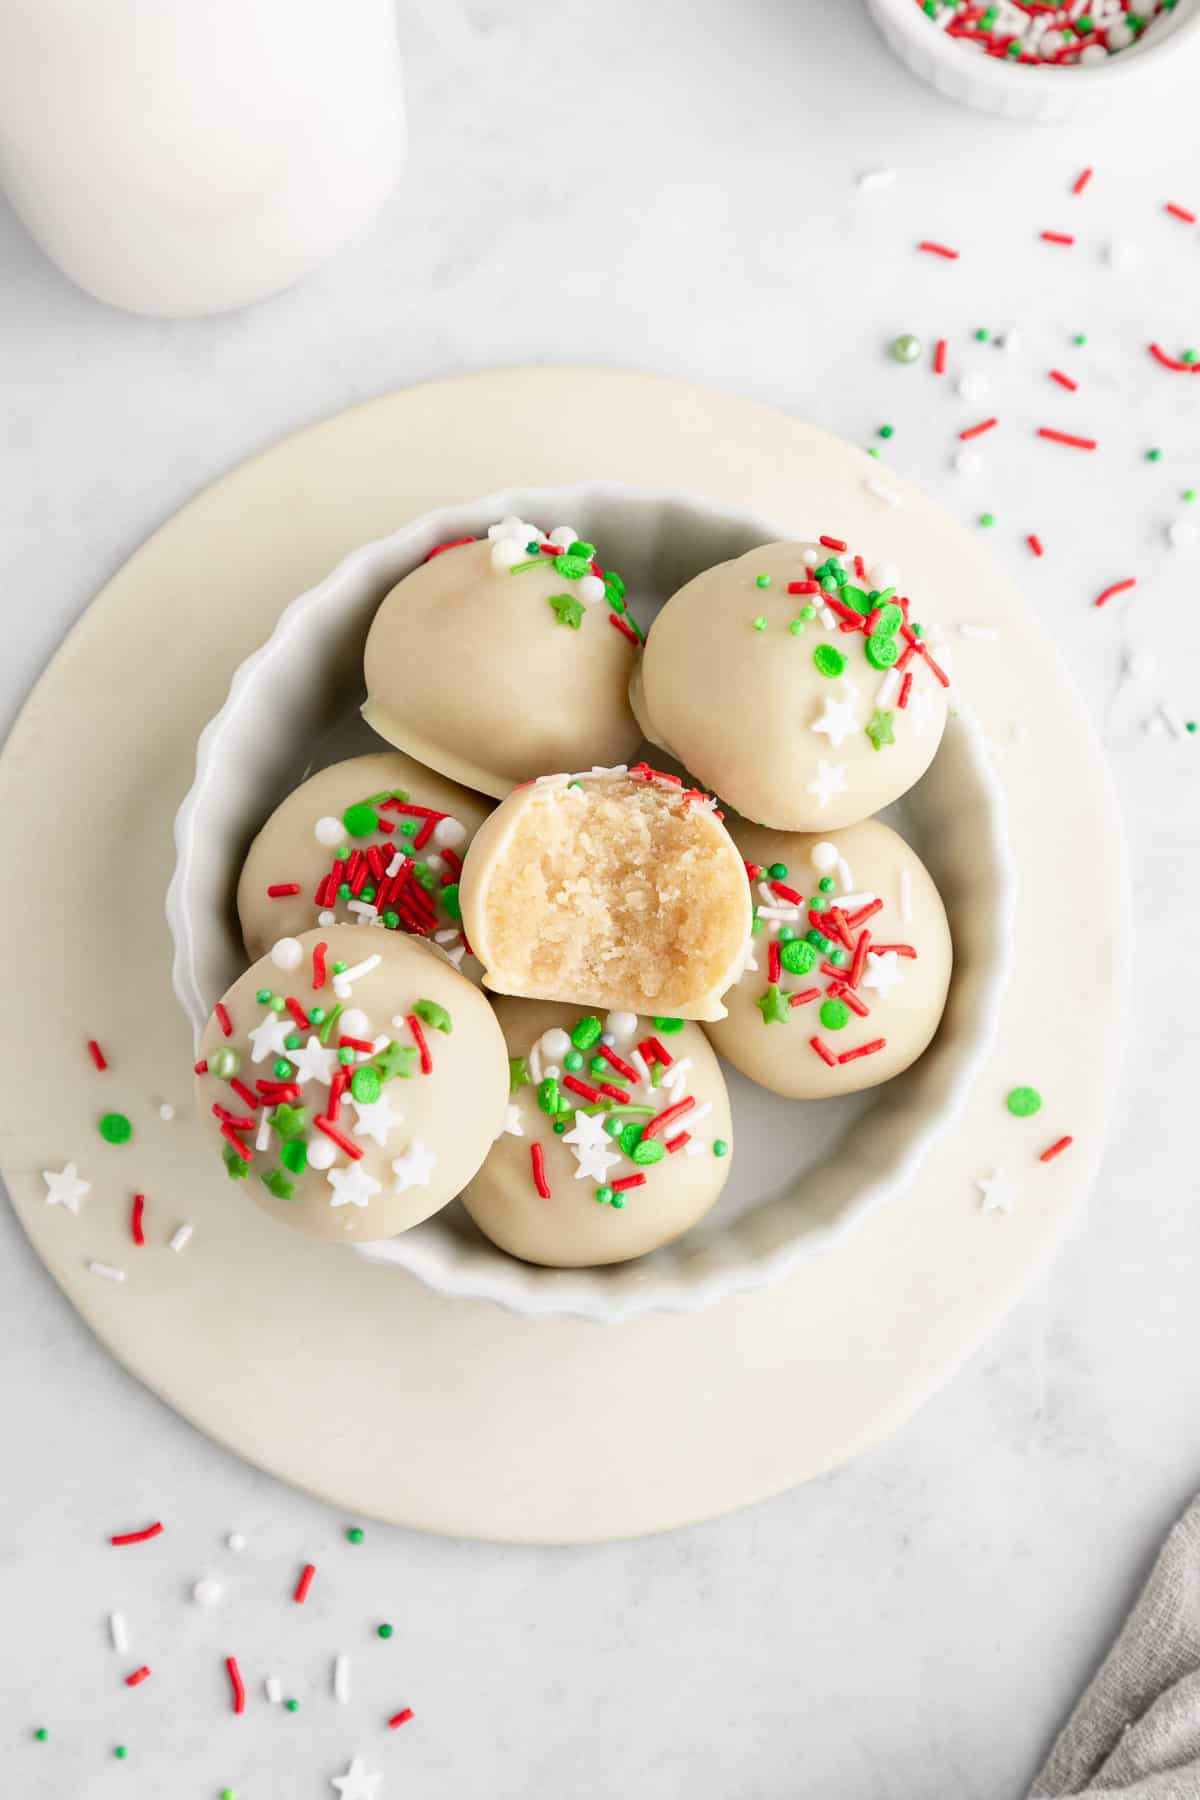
[{"left": 865, "top": 0, "right": 1200, "bottom": 121}]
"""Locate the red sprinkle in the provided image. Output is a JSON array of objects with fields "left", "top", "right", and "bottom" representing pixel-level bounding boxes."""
[
  {"left": 849, "top": 930, "right": 871, "bottom": 989},
  {"left": 1048, "top": 369, "right": 1078, "bottom": 391},
  {"left": 220, "top": 1124, "right": 253, "bottom": 1163},
  {"left": 810, "top": 1038, "right": 838, "bottom": 1068},
  {"left": 818, "top": 534, "right": 848, "bottom": 551},
  {"left": 1037, "top": 427, "right": 1097, "bottom": 450},
  {"left": 563, "top": 1074, "right": 604, "bottom": 1105},
  {"left": 638, "top": 1036, "right": 673, "bottom": 1068},
  {"left": 837, "top": 1039, "right": 886, "bottom": 1064},
  {"left": 389, "top": 1709, "right": 415, "bottom": 1730},
  {"left": 338, "top": 1035, "right": 376, "bottom": 1055},
  {"left": 789, "top": 988, "right": 821, "bottom": 1007},
  {"left": 325, "top": 1068, "right": 348, "bottom": 1122},
  {"left": 596, "top": 1044, "right": 639, "bottom": 1084},
  {"left": 609, "top": 611, "right": 640, "bottom": 646},
  {"left": 226, "top": 1656, "right": 246, "bottom": 1715},
  {"left": 786, "top": 579, "right": 821, "bottom": 595},
  {"left": 845, "top": 898, "right": 884, "bottom": 930},
  {"left": 934, "top": 338, "right": 947, "bottom": 375},
  {"left": 293, "top": 1562, "right": 316, "bottom": 1604},
  {"left": 642, "top": 1096, "right": 696, "bottom": 1142},
  {"left": 267, "top": 882, "right": 301, "bottom": 898},
  {"left": 959, "top": 418, "right": 997, "bottom": 441},
  {"left": 897, "top": 671, "right": 913, "bottom": 710},
  {"left": 1165, "top": 202, "right": 1197, "bottom": 223},
  {"left": 86, "top": 1039, "right": 108, "bottom": 1071},
  {"left": 212, "top": 1104, "right": 255, "bottom": 1130},
  {"left": 214, "top": 1002, "right": 233, "bottom": 1038},
  {"left": 917, "top": 241, "right": 959, "bottom": 259},
  {"left": 611, "top": 1173, "right": 646, "bottom": 1193},
  {"left": 229, "top": 1077, "right": 259, "bottom": 1111},
  {"left": 530, "top": 1143, "right": 551, "bottom": 1200},
  {"left": 768, "top": 941, "right": 782, "bottom": 984},
  {"left": 285, "top": 996, "right": 311, "bottom": 1032},
  {"left": 1149, "top": 342, "right": 1200, "bottom": 374},
  {"left": 310, "top": 939, "right": 326, "bottom": 988},
  {"left": 665, "top": 1131, "right": 691, "bottom": 1154},
  {"left": 870, "top": 943, "right": 917, "bottom": 957},
  {"left": 1071, "top": 167, "right": 1093, "bottom": 196},
  {"left": 111, "top": 1522, "right": 164, "bottom": 1547},
  {"left": 313, "top": 1117, "right": 362, "bottom": 1161},
  {"left": 838, "top": 987, "right": 871, "bottom": 1019},
  {"left": 131, "top": 1193, "right": 146, "bottom": 1247},
  {"left": 125, "top": 1666, "right": 152, "bottom": 1688},
  {"left": 425, "top": 536, "right": 474, "bottom": 561},
  {"left": 1040, "top": 1134, "right": 1075, "bottom": 1164},
  {"left": 597, "top": 1081, "right": 632, "bottom": 1105},
  {"left": 406, "top": 1013, "right": 433, "bottom": 1075},
  {"left": 1093, "top": 577, "right": 1136, "bottom": 608},
  {"left": 771, "top": 880, "right": 804, "bottom": 903},
  {"left": 1040, "top": 231, "right": 1074, "bottom": 245},
  {"left": 1027, "top": 534, "right": 1044, "bottom": 558}
]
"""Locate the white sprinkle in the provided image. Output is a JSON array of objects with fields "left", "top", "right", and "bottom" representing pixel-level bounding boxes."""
[
  {"left": 256, "top": 1111, "right": 272, "bottom": 1152},
  {"left": 528, "top": 1041, "right": 544, "bottom": 1085},
  {"left": 957, "top": 371, "right": 989, "bottom": 405},
  {"left": 756, "top": 905, "right": 800, "bottom": 922},
  {"left": 1125, "top": 649, "right": 1157, "bottom": 682},
  {"left": 1106, "top": 238, "right": 1140, "bottom": 272},
  {"left": 631, "top": 1049, "right": 651, "bottom": 1085},
  {"left": 318, "top": 909, "right": 336, "bottom": 926},
  {"left": 431, "top": 816, "right": 467, "bottom": 850},
  {"left": 433, "top": 927, "right": 458, "bottom": 943},
  {"left": 1161, "top": 701, "right": 1188, "bottom": 738},
  {"left": 307, "top": 1134, "right": 336, "bottom": 1170},
  {"left": 810, "top": 841, "right": 839, "bottom": 874},
  {"left": 836, "top": 857, "right": 855, "bottom": 894},
  {"left": 900, "top": 867, "right": 913, "bottom": 924},
  {"left": 315, "top": 815, "right": 347, "bottom": 849},
  {"left": 857, "top": 166, "right": 896, "bottom": 191},
  {"left": 158, "top": 1102, "right": 176, "bottom": 1122},
  {"left": 875, "top": 669, "right": 901, "bottom": 709},
  {"left": 270, "top": 936, "right": 303, "bottom": 972},
  {"left": 347, "top": 901, "right": 379, "bottom": 920},
  {"left": 169, "top": 1222, "right": 193, "bottom": 1253},
  {"left": 109, "top": 1611, "right": 129, "bottom": 1654},
  {"left": 1145, "top": 713, "right": 1167, "bottom": 737},
  {"left": 819, "top": 605, "right": 838, "bottom": 629},
  {"left": 958, "top": 623, "right": 999, "bottom": 640},
  {"left": 687, "top": 1101, "right": 713, "bottom": 1129},
  {"left": 265, "top": 1675, "right": 283, "bottom": 1704},
  {"left": 334, "top": 1653, "right": 352, "bottom": 1703},
  {"left": 192, "top": 1577, "right": 224, "bottom": 1607},
  {"left": 802, "top": 546, "right": 820, "bottom": 567},
  {"left": 445, "top": 945, "right": 466, "bottom": 966},
  {"left": 340, "top": 1008, "right": 371, "bottom": 1040},
  {"left": 385, "top": 852, "right": 404, "bottom": 878},
  {"left": 490, "top": 537, "right": 527, "bottom": 572},
  {"left": 661, "top": 1057, "right": 692, "bottom": 1096},
  {"left": 88, "top": 1261, "right": 124, "bottom": 1283},
  {"left": 548, "top": 523, "right": 579, "bottom": 548},
  {"left": 833, "top": 891, "right": 877, "bottom": 911},
  {"left": 756, "top": 880, "right": 779, "bottom": 910},
  {"left": 226, "top": 1531, "right": 247, "bottom": 1552},
  {"left": 333, "top": 953, "right": 381, "bottom": 998},
  {"left": 865, "top": 476, "right": 902, "bottom": 509},
  {"left": 1168, "top": 519, "right": 1197, "bottom": 550},
  {"left": 954, "top": 448, "right": 981, "bottom": 478}
]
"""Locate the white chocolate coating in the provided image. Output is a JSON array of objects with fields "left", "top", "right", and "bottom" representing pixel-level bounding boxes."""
[
  {"left": 463, "top": 998, "right": 732, "bottom": 1267},
  {"left": 237, "top": 751, "right": 491, "bottom": 967},
  {"left": 361, "top": 532, "right": 642, "bottom": 798},
  {"left": 459, "top": 766, "right": 752, "bottom": 1021},
  {"left": 633, "top": 539, "right": 950, "bottom": 831},
  {"left": 195, "top": 926, "right": 508, "bottom": 1242},
  {"left": 705, "top": 819, "right": 952, "bottom": 1098}
]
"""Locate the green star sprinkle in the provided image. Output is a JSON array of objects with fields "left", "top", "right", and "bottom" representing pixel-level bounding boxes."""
[
  {"left": 755, "top": 984, "right": 791, "bottom": 1025},
  {"left": 1006, "top": 1085, "right": 1043, "bottom": 1117},
  {"left": 260, "top": 1168, "right": 296, "bottom": 1201},
  {"left": 865, "top": 708, "right": 896, "bottom": 751},
  {"left": 223, "top": 1145, "right": 249, "bottom": 1180},
  {"left": 99, "top": 1112, "right": 133, "bottom": 1145},
  {"left": 370, "top": 1041, "right": 419, "bottom": 1083},
  {"left": 414, "top": 998, "right": 453, "bottom": 1034},
  {"left": 548, "top": 592, "right": 585, "bottom": 628},
  {"left": 553, "top": 553, "right": 592, "bottom": 581},
  {"left": 280, "top": 1139, "right": 308, "bottom": 1175},
  {"left": 342, "top": 802, "right": 378, "bottom": 837},
  {"left": 509, "top": 1057, "right": 529, "bottom": 1092},
  {"left": 439, "top": 882, "right": 461, "bottom": 920},
  {"left": 813, "top": 644, "right": 847, "bottom": 679},
  {"left": 270, "top": 1103, "right": 307, "bottom": 1141}
]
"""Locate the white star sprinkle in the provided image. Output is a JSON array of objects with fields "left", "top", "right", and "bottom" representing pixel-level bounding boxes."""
[
  {"left": 862, "top": 950, "right": 904, "bottom": 998},
  {"left": 806, "top": 760, "right": 848, "bottom": 810},
  {"left": 349, "top": 1091, "right": 403, "bottom": 1148},
  {"left": 562, "top": 1111, "right": 622, "bottom": 1182},
  {"left": 327, "top": 1163, "right": 382, "bottom": 1210},
  {"left": 42, "top": 1161, "right": 91, "bottom": 1215},
  {"left": 977, "top": 1168, "right": 1021, "bottom": 1216},
  {"left": 499, "top": 1102, "right": 525, "bottom": 1138},
  {"left": 391, "top": 1139, "right": 438, "bottom": 1193},
  {"left": 247, "top": 1009, "right": 294, "bottom": 1064},
  {"left": 331, "top": 1757, "right": 383, "bottom": 1800},
  {"left": 287, "top": 1035, "right": 339, "bottom": 1087},
  {"left": 810, "top": 694, "right": 860, "bottom": 750}
]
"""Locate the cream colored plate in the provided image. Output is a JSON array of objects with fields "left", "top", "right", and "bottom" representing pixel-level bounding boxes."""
[{"left": 0, "top": 370, "right": 1130, "bottom": 1543}]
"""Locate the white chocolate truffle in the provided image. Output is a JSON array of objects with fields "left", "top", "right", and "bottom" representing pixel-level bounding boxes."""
[
  {"left": 195, "top": 926, "right": 508, "bottom": 1242},
  {"left": 463, "top": 998, "right": 732, "bottom": 1267},
  {"left": 705, "top": 819, "right": 952, "bottom": 1098},
  {"left": 459, "top": 766, "right": 751, "bottom": 1021},
  {"left": 632, "top": 539, "right": 950, "bottom": 831},
  {"left": 361, "top": 532, "right": 642, "bottom": 799},
  {"left": 237, "top": 752, "right": 490, "bottom": 969}
]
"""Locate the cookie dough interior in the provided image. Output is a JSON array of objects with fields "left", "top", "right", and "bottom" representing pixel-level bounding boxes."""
[{"left": 462, "top": 772, "right": 751, "bottom": 1018}]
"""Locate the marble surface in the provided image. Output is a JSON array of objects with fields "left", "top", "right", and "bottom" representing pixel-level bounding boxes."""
[{"left": 3, "top": 2, "right": 1199, "bottom": 1795}]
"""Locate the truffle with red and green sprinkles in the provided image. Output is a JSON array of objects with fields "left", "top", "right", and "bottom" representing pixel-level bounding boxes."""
[
  {"left": 237, "top": 751, "right": 492, "bottom": 970},
  {"left": 194, "top": 925, "right": 508, "bottom": 1242},
  {"left": 705, "top": 817, "right": 952, "bottom": 1099},
  {"left": 463, "top": 998, "right": 733, "bottom": 1267},
  {"left": 362, "top": 519, "right": 643, "bottom": 799},
  {"left": 632, "top": 537, "right": 950, "bottom": 831}
]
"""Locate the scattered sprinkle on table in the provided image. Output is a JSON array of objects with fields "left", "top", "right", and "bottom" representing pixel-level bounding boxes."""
[
  {"left": 1038, "top": 427, "right": 1097, "bottom": 451},
  {"left": 389, "top": 1707, "right": 415, "bottom": 1729},
  {"left": 1006, "top": 1085, "right": 1043, "bottom": 1118},
  {"left": 294, "top": 1562, "right": 317, "bottom": 1604},
  {"left": 1041, "top": 231, "right": 1074, "bottom": 246},
  {"left": 1094, "top": 577, "right": 1137, "bottom": 608},
  {"left": 86, "top": 1039, "right": 108, "bottom": 1071},
  {"left": 130, "top": 1193, "right": 146, "bottom": 1246},
  {"left": 918, "top": 240, "right": 959, "bottom": 260},
  {"left": 1027, "top": 534, "right": 1044, "bottom": 557},
  {"left": 960, "top": 418, "right": 998, "bottom": 441},
  {"left": 346, "top": 1526, "right": 365, "bottom": 1544},
  {"left": 111, "top": 1521, "right": 164, "bottom": 1546},
  {"left": 225, "top": 1655, "right": 246, "bottom": 1714},
  {"left": 1165, "top": 202, "right": 1197, "bottom": 224}
]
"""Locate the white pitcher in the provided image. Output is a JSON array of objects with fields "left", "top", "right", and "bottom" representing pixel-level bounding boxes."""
[{"left": 0, "top": 0, "right": 406, "bottom": 317}]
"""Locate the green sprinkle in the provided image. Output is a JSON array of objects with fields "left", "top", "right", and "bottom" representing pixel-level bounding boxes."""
[
  {"left": 652, "top": 1016, "right": 685, "bottom": 1034},
  {"left": 767, "top": 862, "right": 789, "bottom": 880},
  {"left": 537, "top": 1078, "right": 560, "bottom": 1116},
  {"left": 1006, "top": 1085, "right": 1043, "bottom": 1118},
  {"left": 99, "top": 1112, "right": 133, "bottom": 1145},
  {"left": 337, "top": 1046, "right": 355, "bottom": 1065},
  {"left": 552, "top": 1119, "right": 568, "bottom": 1134},
  {"left": 317, "top": 1003, "right": 343, "bottom": 1045},
  {"left": 818, "top": 876, "right": 835, "bottom": 893},
  {"left": 631, "top": 1137, "right": 666, "bottom": 1166},
  {"left": 369, "top": 1041, "right": 418, "bottom": 1083},
  {"left": 571, "top": 1015, "right": 602, "bottom": 1050},
  {"left": 890, "top": 333, "right": 922, "bottom": 364},
  {"left": 872, "top": 600, "right": 904, "bottom": 638},
  {"left": 399, "top": 819, "right": 417, "bottom": 838},
  {"left": 589, "top": 1055, "right": 607, "bottom": 1075},
  {"left": 553, "top": 552, "right": 592, "bottom": 581},
  {"left": 223, "top": 1145, "right": 249, "bottom": 1180},
  {"left": 1146, "top": 447, "right": 1163, "bottom": 462},
  {"left": 439, "top": 883, "right": 461, "bottom": 921},
  {"left": 382, "top": 912, "right": 400, "bottom": 929},
  {"left": 270, "top": 1102, "right": 307, "bottom": 1141},
  {"left": 209, "top": 1047, "right": 240, "bottom": 1080},
  {"left": 820, "top": 999, "right": 850, "bottom": 1031},
  {"left": 563, "top": 1049, "right": 584, "bottom": 1072},
  {"left": 618, "top": 1123, "right": 644, "bottom": 1156},
  {"left": 978, "top": 512, "right": 995, "bottom": 528},
  {"left": 789, "top": 620, "right": 805, "bottom": 636},
  {"left": 335, "top": 846, "right": 351, "bottom": 861},
  {"left": 829, "top": 947, "right": 848, "bottom": 969},
  {"left": 350, "top": 1066, "right": 381, "bottom": 1104},
  {"left": 752, "top": 615, "right": 767, "bottom": 632},
  {"left": 255, "top": 988, "right": 272, "bottom": 1005},
  {"left": 813, "top": 644, "right": 847, "bottom": 679},
  {"left": 865, "top": 633, "right": 899, "bottom": 671},
  {"left": 867, "top": 447, "right": 880, "bottom": 459},
  {"left": 1073, "top": 332, "right": 1087, "bottom": 347},
  {"left": 347, "top": 1525, "right": 365, "bottom": 1544},
  {"left": 1187, "top": 721, "right": 1197, "bottom": 733},
  {"left": 342, "top": 802, "right": 378, "bottom": 838},
  {"left": 285, "top": 1699, "right": 300, "bottom": 1713},
  {"left": 222, "top": 1791, "right": 237, "bottom": 1800},
  {"left": 509, "top": 1057, "right": 529, "bottom": 1093},
  {"left": 974, "top": 327, "right": 990, "bottom": 342},
  {"left": 755, "top": 983, "right": 791, "bottom": 1025},
  {"left": 260, "top": 1168, "right": 296, "bottom": 1201},
  {"left": 284, "top": 1032, "right": 302, "bottom": 1051},
  {"left": 611, "top": 1195, "right": 625, "bottom": 1209},
  {"left": 781, "top": 939, "right": 817, "bottom": 976},
  {"left": 114, "top": 1745, "right": 129, "bottom": 1760},
  {"left": 712, "top": 1139, "right": 729, "bottom": 1157},
  {"left": 569, "top": 541, "right": 596, "bottom": 559},
  {"left": 377, "top": 1623, "right": 394, "bottom": 1640},
  {"left": 548, "top": 592, "right": 584, "bottom": 629},
  {"left": 809, "top": 894, "right": 828, "bottom": 913},
  {"left": 1184, "top": 349, "right": 1198, "bottom": 366},
  {"left": 309, "top": 1006, "right": 326, "bottom": 1024},
  {"left": 33, "top": 1728, "right": 48, "bottom": 1742},
  {"left": 280, "top": 1139, "right": 308, "bottom": 1174},
  {"left": 879, "top": 424, "right": 894, "bottom": 440},
  {"left": 414, "top": 998, "right": 453, "bottom": 1034},
  {"left": 865, "top": 708, "right": 896, "bottom": 751},
  {"left": 337, "top": 882, "right": 352, "bottom": 900},
  {"left": 755, "top": 573, "right": 772, "bottom": 589},
  {"left": 595, "top": 1184, "right": 614, "bottom": 1205}
]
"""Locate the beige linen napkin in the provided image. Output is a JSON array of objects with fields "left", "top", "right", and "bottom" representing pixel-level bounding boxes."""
[{"left": 1031, "top": 1494, "right": 1200, "bottom": 1799}]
